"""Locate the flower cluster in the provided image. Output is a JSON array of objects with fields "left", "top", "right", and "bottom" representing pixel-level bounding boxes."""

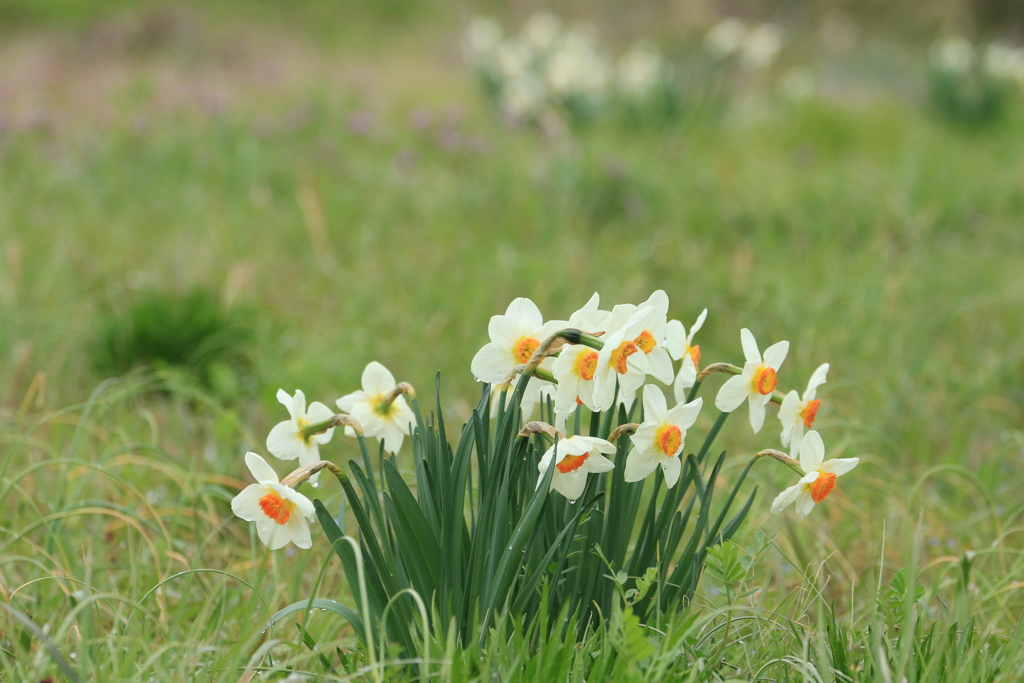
[
  {"left": 704, "top": 18, "right": 786, "bottom": 70},
  {"left": 461, "top": 13, "right": 673, "bottom": 125},
  {"left": 230, "top": 361, "right": 416, "bottom": 549},
  {"left": 931, "top": 37, "right": 1024, "bottom": 85},
  {"left": 928, "top": 37, "right": 1024, "bottom": 126},
  {"left": 470, "top": 292, "right": 857, "bottom": 517}
]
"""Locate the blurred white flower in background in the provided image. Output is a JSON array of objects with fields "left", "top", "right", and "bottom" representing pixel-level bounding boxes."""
[
  {"left": 705, "top": 18, "right": 747, "bottom": 59},
  {"left": 521, "top": 12, "right": 562, "bottom": 53},
  {"left": 617, "top": 43, "right": 665, "bottom": 97},
  {"left": 932, "top": 37, "right": 975, "bottom": 73},
  {"left": 742, "top": 23, "right": 784, "bottom": 69},
  {"left": 462, "top": 17, "right": 503, "bottom": 65}
]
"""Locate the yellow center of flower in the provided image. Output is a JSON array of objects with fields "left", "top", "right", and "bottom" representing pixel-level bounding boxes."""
[
  {"left": 574, "top": 350, "right": 599, "bottom": 381},
  {"left": 611, "top": 341, "right": 639, "bottom": 374},
  {"left": 655, "top": 424, "right": 682, "bottom": 457},
  {"left": 514, "top": 336, "right": 541, "bottom": 364},
  {"left": 295, "top": 417, "right": 313, "bottom": 444},
  {"left": 799, "top": 399, "right": 821, "bottom": 428},
  {"left": 687, "top": 344, "right": 701, "bottom": 370},
  {"left": 259, "top": 491, "right": 293, "bottom": 525},
  {"left": 373, "top": 398, "right": 394, "bottom": 416},
  {"left": 556, "top": 451, "right": 590, "bottom": 474},
  {"left": 808, "top": 471, "right": 837, "bottom": 503},
  {"left": 634, "top": 330, "right": 657, "bottom": 354},
  {"left": 751, "top": 365, "right": 777, "bottom": 395}
]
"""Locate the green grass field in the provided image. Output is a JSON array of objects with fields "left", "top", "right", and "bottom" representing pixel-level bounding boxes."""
[{"left": 2, "top": 4, "right": 1024, "bottom": 680}]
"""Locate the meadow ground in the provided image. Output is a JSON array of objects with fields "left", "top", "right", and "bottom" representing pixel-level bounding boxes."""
[{"left": 1, "top": 4, "right": 1024, "bottom": 681}]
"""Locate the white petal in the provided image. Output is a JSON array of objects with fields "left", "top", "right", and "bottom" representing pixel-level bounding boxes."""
[
  {"left": 267, "top": 421, "right": 304, "bottom": 462},
  {"left": 740, "top": 328, "right": 760, "bottom": 363},
  {"left": 624, "top": 448, "right": 660, "bottom": 482},
  {"left": 336, "top": 391, "right": 365, "bottom": 414},
  {"left": 673, "top": 362, "right": 697, "bottom": 403},
  {"left": 689, "top": 309, "right": 708, "bottom": 338},
  {"left": 642, "top": 384, "right": 668, "bottom": 422},
  {"left": 715, "top": 373, "right": 752, "bottom": 413},
  {"left": 747, "top": 395, "right": 767, "bottom": 433},
  {"left": 576, "top": 435, "right": 616, "bottom": 454},
  {"left": 245, "top": 452, "right": 281, "bottom": 483},
  {"left": 257, "top": 518, "right": 295, "bottom": 550},
  {"left": 471, "top": 343, "right": 515, "bottom": 384},
  {"left": 553, "top": 470, "right": 588, "bottom": 500},
  {"left": 307, "top": 402, "right": 336, "bottom": 444},
  {"left": 362, "top": 361, "right": 396, "bottom": 395},
  {"left": 763, "top": 341, "right": 789, "bottom": 370},
  {"left": 778, "top": 391, "right": 800, "bottom": 427},
  {"left": 819, "top": 457, "right": 859, "bottom": 477},
  {"left": 488, "top": 314, "right": 523, "bottom": 349},
  {"left": 662, "top": 455, "right": 682, "bottom": 488},
  {"left": 665, "top": 319, "right": 686, "bottom": 360},
  {"left": 799, "top": 430, "right": 825, "bottom": 472},
  {"left": 804, "top": 363, "right": 830, "bottom": 400},
  {"left": 646, "top": 348, "right": 675, "bottom": 384},
  {"left": 666, "top": 396, "right": 702, "bottom": 431},
  {"left": 231, "top": 483, "right": 268, "bottom": 520},
  {"left": 289, "top": 519, "right": 313, "bottom": 549},
  {"left": 505, "top": 297, "right": 544, "bottom": 331},
  {"left": 788, "top": 424, "right": 805, "bottom": 456},
  {"left": 583, "top": 452, "right": 615, "bottom": 473},
  {"left": 291, "top": 390, "right": 307, "bottom": 420},
  {"left": 276, "top": 389, "right": 293, "bottom": 412},
  {"left": 794, "top": 491, "right": 817, "bottom": 518}
]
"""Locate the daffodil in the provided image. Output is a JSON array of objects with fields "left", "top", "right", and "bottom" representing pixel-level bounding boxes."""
[
  {"left": 770, "top": 431, "right": 858, "bottom": 517},
  {"left": 591, "top": 305, "right": 658, "bottom": 411},
  {"left": 337, "top": 361, "right": 416, "bottom": 454},
  {"left": 549, "top": 292, "right": 612, "bottom": 417},
  {"left": 536, "top": 435, "right": 616, "bottom": 501},
  {"left": 778, "top": 363, "right": 829, "bottom": 458},
  {"left": 607, "top": 291, "right": 674, "bottom": 385},
  {"left": 666, "top": 308, "right": 707, "bottom": 403},
  {"left": 624, "top": 386, "right": 703, "bottom": 488},
  {"left": 266, "top": 389, "right": 336, "bottom": 483},
  {"left": 715, "top": 328, "right": 789, "bottom": 433},
  {"left": 231, "top": 452, "right": 316, "bottom": 550},
  {"left": 471, "top": 297, "right": 564, "bottom": 384}
]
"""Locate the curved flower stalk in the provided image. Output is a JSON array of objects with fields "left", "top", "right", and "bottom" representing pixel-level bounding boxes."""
[
  {"left": 778, "top": 363, "right": 829, "bottom": 457},
  {"left": 769, "top": 431, "right": 858, "bottom": 517},
  {"left": 714, "top": 328, "right": 789, "bottom": 433},
  {"left": 337, "top": 361, "right": 416, "bottom": 454},
  {"left": 624, "top": 386, "right": 703, "bottom": 488},
  {"left": 536, "top": 434, "right": 616, "bottom": 501},
  {"left": 231, "top": 453, "right": 316, "bottom": 550},
  {"left": 666, "top": 308, "right": 708, "bottom": 403}
]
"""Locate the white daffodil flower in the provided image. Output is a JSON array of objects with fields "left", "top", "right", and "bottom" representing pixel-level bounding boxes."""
[
  {"left": 549, "top": 292, "right": 613, "bottom": 418},
  {"left": 231, "top": 452, "right": 316, "bottom": 550},
  {"left": 715, "top": 328, "right": 789, "bottom": 433},
  {"left": 778, "top": 363, "right": 829, "bottom": 458},
  {"left": 337, "top": 361, "right": 415, "bottom": 454},
  {"left": 770, "top": 431, "right": 858, "bottom": 518},
  {"left": 606, "top": 291, "right": 674, "bottom": 385},
  {"left": 536, "top": 435, "right": 616, "bottom": 501},
  {"left": 666, "top": 308, "right": 708, "bottom": 403},
  {"left": 591, "top": 305, "right": 659, "bottom": 412},
  {"left": 471, "top": 297, "right": 564, "bottom": 384},
  {"left": 266, "top": 390, "right": 335, "bottom": 484},
  {"left": 624, "top": 386, "right": 703, "bottom": 488}
]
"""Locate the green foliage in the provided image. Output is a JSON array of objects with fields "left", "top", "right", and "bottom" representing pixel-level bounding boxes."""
[
  {"left": 91, "top": 288, "right": 255, "bottom": 396},
  {"left": 928, "top": 65, "right": 1015, "bottom": 128},
  {"left": 293, "top": 377, "right": 757, "bottom": 662}
]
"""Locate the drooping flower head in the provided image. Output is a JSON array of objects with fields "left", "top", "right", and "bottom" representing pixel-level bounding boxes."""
[
  {"left": 665, "top": 308, "right": 708, "bottom": 403},
  {"left": 536, "top": 435, "right": 616, "bottom": 501},
  {"left": 778, "top": 363, "right": 829, "bottom": 458},
  {"left": 624, "top": 386, "right": 703, "bottom": 488},
  {"left": 770, "top": 431, "right": 858, "bottom": 518},
  {"left": 267, "top": 390, "right": 335, "bottom": 484},
  {"left": 231, "top": 453, "right": 316, "bottom": 550},
  {"left": 550, "top": 293, "right": 612, "bottom": 417},
  {"left": 337, "top": 362, "right": 416, "bottom": 454},
  {"left": 715, "top": 328, "right": 789, "bottom": 433}
]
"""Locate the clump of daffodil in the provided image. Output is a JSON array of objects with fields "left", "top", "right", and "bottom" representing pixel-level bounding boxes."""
[{"left": 337, "top": 361, "right": 416, "bottom": 453}]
